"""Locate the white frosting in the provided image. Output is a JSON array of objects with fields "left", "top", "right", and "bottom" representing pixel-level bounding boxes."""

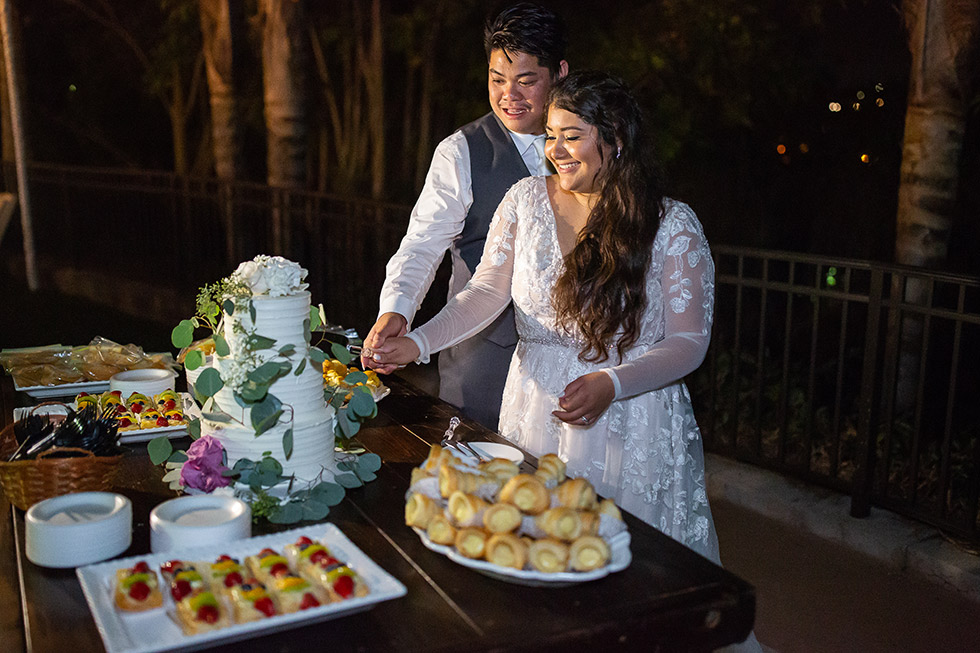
[{"left": 202, "top": 289, "right": 334, "bottom": 481}]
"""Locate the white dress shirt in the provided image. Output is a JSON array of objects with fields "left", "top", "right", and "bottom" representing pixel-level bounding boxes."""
[{"left": 378, "top": 127, "right": 549, "bottom": 327}]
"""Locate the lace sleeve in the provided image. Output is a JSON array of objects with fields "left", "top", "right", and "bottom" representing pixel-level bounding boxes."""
[
  {"left": 407, "top": 184, "right": 522, "bottom": 363},
  {"left": 605, "top": 202, "right": 714, "bottom": 399}
]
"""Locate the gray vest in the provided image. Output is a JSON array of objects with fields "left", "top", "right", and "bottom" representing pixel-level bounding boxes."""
[{"left": 446, "top": 112, "right": 529, "bottom": 347}]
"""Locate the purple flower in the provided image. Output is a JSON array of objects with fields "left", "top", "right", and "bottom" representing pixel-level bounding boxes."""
[{"left": 179, "top": 435, "right": 232, "bottom": 492}]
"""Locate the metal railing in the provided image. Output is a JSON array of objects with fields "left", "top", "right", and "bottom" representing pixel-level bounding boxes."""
[{"left": 15, "top": 163, "right": 980, "bottom": 542}]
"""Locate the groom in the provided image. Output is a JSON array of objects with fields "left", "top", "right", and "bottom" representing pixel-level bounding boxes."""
[{"left": 362, "top": 3, "right": 568, "bottom": 429}]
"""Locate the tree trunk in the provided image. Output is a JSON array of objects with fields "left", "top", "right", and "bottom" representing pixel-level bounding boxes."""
[
  {"left": 261, "top": 0, "right": 309, "bottom": 189},
  {"left": 893, "top": 0, "right": 980, "bottom": 411},
  {"left": 199, "top": 0, "right": 243, "bottom": 181}
]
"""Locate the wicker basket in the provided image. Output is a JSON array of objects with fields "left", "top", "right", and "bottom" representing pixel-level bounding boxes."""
[{"left": 0, "top": 413, "right": 123, "bottom": 511}]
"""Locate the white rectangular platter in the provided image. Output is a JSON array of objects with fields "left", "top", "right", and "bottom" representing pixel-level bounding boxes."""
[
  {"left": 14, "top": 378, "right": 110, "bottom": 398},
  {"left": 13, "top": 394, "right": 201, "bottom": 444},
  {"left": 76, "top": 523, "right": 407, "bottom": 653}
]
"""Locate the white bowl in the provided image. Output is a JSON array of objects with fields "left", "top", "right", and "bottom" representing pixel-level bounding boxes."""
[
  {"left": 25, "top": 492, "right": 132, "bottom": 568},
  {"left": 150, "top": 495, "right": 251, "bottom": 553},
  {"left": 109, "top": 368, "right": 176, "bottom": 399},
  {"left": 451, "top": 441, "right": 525, "bottom": 465}
]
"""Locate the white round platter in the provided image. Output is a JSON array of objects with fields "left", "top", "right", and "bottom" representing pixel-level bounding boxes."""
[{"left": 413, "top": 527, "right": 630, "bottom": 587}]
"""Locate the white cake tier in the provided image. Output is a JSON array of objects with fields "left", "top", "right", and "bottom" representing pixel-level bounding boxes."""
[
  {"left": 204, "top": 415, "right": 335, "bottom": 481},
  {"left": 211, "top": 290, "right": 331, "bottom": 427}
]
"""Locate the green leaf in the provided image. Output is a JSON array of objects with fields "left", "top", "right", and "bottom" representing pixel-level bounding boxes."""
[
  {"left": 223, "top": 299, "right": 235, "bottom": 316},
  {"left": 356, "top": 470, "right": 377, "bottom": 483},
  {"left": 148, "top": 436, "right": 174, "bottom": 465},
  {"left": 272, "top": 502, "right": 304, "bottom": 524},
  {"left": 187, "top": 418, "right": 202, "bottom": 439},
  {"left": 171, "top": 319, "right": 195, "bottom": 348},
  {"left": 202, "top": 411, "right": 232, "bottom": 423},
  {"left": 282, "top": 428, "right": 293, "bottom": 459},
  {"left": 343, "top": 370, "right": 368, "bottom": 385},
  {"left": 294, "top": 357, "right": 307, "bottom": 376},
  {"left": 349, "top": 389, "right": 377, "bottom": 418},
  {"left": 278, "top": 344, "right": 296, "bottom": 357},
  {"left": 195, "top": 367, "right": 224, "bottom": 397},
  {"left": 338, "top": 411, "right": 362, "bottom": 439},
  {"left": 309, "top": 306, "right": 322, "bottom": 332},
  {"left": 249, "top": 334, "right": 277, "bottom": 350},
  {"left": 357, "top": 452, "right": 382, "bottom": 473},
  {"left": 213, "top": 332, "right": 230, "bottom": 356},
  {"left": 249, "top": 361, "right": 284, "bottom": 384},
  {"left": 311, "top": 482, "right": 345, "bottom": 506},
  {"left": 167, "top": 450, "right": 189, "bottom": 464},
  {"left": 309, "top": 347, "right": 327, "bottom": 365},
  {"left": 239, "top": 380, "right": 268, "bottom": 403},
  {"left": 302, "top": 500, "right": 330, "bottom": 521},
  {"left": 184, "top": 349, "right": 204, "bottom": 371},
  {"left": 328, "top": 392, "right": 346, "bottom": 409},
  {"left": 253, "top": 410, "right": 283, "bottom": 437},
  {"left": 334, "top": 473, "right": 362, "bottom": 488},
  {"left": 249, "top": 300, "right": 256, "bottom": 323},
  {"left": 330, "top": 342, "right": 353, "bottom": 365}
]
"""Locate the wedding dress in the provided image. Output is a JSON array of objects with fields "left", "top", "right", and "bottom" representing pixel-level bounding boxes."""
[{"left": 408, "top": 175, "right": 720, "bottom": 563}]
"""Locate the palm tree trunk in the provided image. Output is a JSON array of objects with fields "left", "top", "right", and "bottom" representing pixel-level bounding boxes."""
[
  {"left": 199, "top": 0, "right": 243, "bottom": 181},
  {"left": 262, "top": 0, "right": 309, "bottom": 189},
  {"left": 893, "top": 0, "right": 979, "bottom": 411}
]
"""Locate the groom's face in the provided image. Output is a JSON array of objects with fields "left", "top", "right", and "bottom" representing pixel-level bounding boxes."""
[{"left": 488, "top": 48, "right": 555, "bottom": 135}]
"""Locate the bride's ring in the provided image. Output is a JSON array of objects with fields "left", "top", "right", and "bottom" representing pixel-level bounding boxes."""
[{"left": 580, "top": 415, "right": 589, "bottom": 424}]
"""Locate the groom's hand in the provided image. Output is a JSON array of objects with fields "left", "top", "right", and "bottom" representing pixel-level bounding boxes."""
[{"left": 362, "top": 312, "right": 408, "bottom": 374}]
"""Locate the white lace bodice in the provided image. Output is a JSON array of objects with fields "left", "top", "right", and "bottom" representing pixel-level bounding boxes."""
[{"left": 409, "top": 175, "right": 715, "bottom": 400}]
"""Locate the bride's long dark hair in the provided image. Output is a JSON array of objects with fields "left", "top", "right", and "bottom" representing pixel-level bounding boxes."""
[{"left": 550, "top": 71, "right": 666, "bottom": 363}]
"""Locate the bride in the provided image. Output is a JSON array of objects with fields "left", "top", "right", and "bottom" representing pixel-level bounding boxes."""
[{"left": 368, "top": 70, "right": 720, "bottom": 563}]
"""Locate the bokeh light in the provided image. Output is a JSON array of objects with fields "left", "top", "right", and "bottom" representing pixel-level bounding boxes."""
[{"left": 776, "top": 144, "right": 787, "bottom": 155}]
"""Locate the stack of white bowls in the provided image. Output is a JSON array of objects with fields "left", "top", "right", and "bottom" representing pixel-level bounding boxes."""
[{"left": 25, "top": 492, "right": 132, "bottom": 568}]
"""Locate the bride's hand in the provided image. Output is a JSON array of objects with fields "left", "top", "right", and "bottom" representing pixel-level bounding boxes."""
[
  {"left": 365, "top": 336, "right": 421, "bottom": 369},
  {"left": 552, "top": 372, "right": 614, "bottom": 426}
]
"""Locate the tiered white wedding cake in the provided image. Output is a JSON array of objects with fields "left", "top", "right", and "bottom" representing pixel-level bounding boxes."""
[{"left": 201, "top": 256, "right": 334, "bottom": 481}]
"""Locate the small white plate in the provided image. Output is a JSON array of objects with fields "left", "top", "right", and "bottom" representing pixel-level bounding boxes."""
[
  {"left": 26, "top": 492, "right": 133, "bottom": 568},
  {"left": 76, "top": 523, "right": 407, "bottom": 653},
  {"left": 149, "top": 495, "right": 251, "bottom": 553},
  {"left": 448, "top": 441, "right": 524, "bottom": 465}
]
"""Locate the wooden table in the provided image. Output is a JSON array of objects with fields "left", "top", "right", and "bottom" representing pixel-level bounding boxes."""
[{"left": 0, "top": 375, "right": 755, "bottom": 651}]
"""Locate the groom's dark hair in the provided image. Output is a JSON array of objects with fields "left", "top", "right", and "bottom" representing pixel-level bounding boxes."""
[{"left": 484, "top": 3, "right": 567, "bottom": 76}]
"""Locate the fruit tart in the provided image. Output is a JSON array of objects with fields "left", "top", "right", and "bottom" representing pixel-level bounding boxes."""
[
  {"left": 175, "top": 590, "right": 230, "bottom": 635},
  {"left": 202, "top": 555, "right": 245, "bottom": 597},
  {"left": 154, "top": 389, "right": 180, "bottom": 413},
  {"left": 163, "top": 407, "right": 187, "bottom": 426},
  {"left": 114, "top": 410, "right": 141, "bottom": 432},
  {"left": 113, "top": 560, "right": 163, "bottom": 612},
  {"left": 159, "top": 560, "right": 206, "bottom": 602},
  {"left": 285, "top": 536, "right": 368, "bottom": 601},
  {"left": 124, "top": 392, "right": 152, "bottom": 415},
  {"left": 268, "top": 573, "right": 324, "bottom": 613},
  {"left": 244, "top": 548, "right": 292, "bottom": 585},
  {"left": 228, "top": 578, "right": 278, "bottom": 622},
  {"left": 139, "top": 408, "right": 170, "bottom": 429},
  {"left": 75, "top": 392, "right": 98, "bottom": 411}
]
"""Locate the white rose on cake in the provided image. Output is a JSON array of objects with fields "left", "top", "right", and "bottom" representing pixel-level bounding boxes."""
[{"left": 231, "top": 255, "right": 309, "bottom": 297}]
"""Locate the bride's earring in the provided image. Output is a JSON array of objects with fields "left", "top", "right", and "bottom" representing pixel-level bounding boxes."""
[{"left": 616, "top": 146, "right": 621, "bottom": 159}]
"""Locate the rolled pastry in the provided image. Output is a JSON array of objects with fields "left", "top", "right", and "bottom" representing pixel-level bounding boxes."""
[
  {"left": 499, "top": 473, "right": 550, "bottom": 515},
  {"left": 421, "top": 444, "right": 453, "bottom": 474},
  {"left": 439, "top": 464, "right": 499, "bottom": 499},
  {"left": 447, "top": 491, "right": 490, "bottom": 527},
  {"left": 426, "top": 514, "right": 457, "bottom": 545},
  {"left": 478, "top": 458, "right": 520, "bottom": 483},
  {"left": 569, "top": 535, "right": 611, "bottom": 571},
  {"left": 535, "top": 507, "right": 583, "bottom": 541},
  {"left": 405, "top": 493, "right": 441, "bottom": 529},
  {"left": 534, "top": 453, "right": 567, "bottom": 488},
  {"left": 485, "top": 533, "right": 528, "bottom": 570},
  {"left": 579, "top": 510, "right": 601, "bottom": 537},
  {"left": 555, "top": 477, "right": 598, "bottom": 510},
  {"left": 597, "top": 498, "right": 623, "bottom": 521},
  {"left": 454, "top": 527, "right": 489, "bottom": 559},
  {"left": 528, "top": 538, "right": 569, "bottom": 573},
  {"left": 410, "top": 466, "right": 430, "bottom": 486},
  {"left": 483, "top": 502, "right": 522, "bottom": 534}
]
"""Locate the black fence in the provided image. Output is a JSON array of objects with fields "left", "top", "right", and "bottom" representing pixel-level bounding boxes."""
[{"left": 17, "top": 163, "right": 980, "bottom": 542}]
